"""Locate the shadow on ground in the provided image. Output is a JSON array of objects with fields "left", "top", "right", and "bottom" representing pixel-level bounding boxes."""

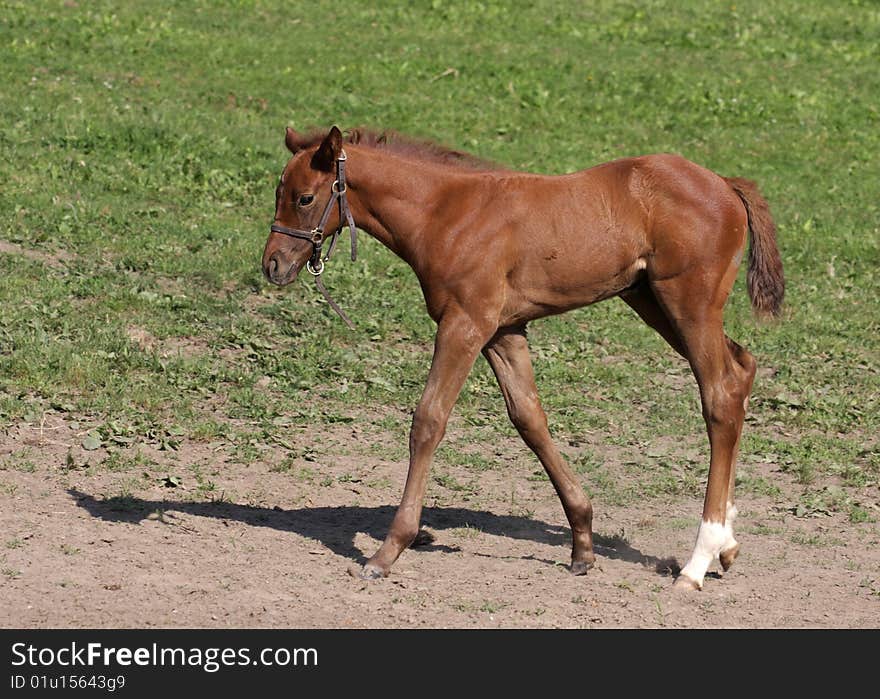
[{"left": 68, "top": 489, "right": 677, "bottom": 575}]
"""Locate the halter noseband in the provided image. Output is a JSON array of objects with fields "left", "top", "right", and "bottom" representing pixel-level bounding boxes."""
[{"left": 269, "top": 151, "right": 357, "bottom": 328}]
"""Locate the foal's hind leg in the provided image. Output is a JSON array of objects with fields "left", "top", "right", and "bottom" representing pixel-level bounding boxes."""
[
  {"left": 717, "top": 337, "right": 757, "bottom": 572},
  {"left": 621, "top": 285, "right": 686, "bottom": 358},
  {"left": 623, "top": 286, "right": 750, "bottom": 565},
  {"left": 623, "top": 289, "right": 740, "bottom": 574},
  {"left": 645, "top": 278, "right": 756, "bottom": 590},
  {"left": 483, "top": 327, "right": 595, "bottom": 574}
]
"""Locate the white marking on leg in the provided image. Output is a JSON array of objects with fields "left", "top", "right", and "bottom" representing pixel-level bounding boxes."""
[
  {"left": 679, "top": 519, "right": 737, "bottom": 589},
  {"left": 723, "top": 501, "right": 740, "bottom": 563},
  {"left": 725, "top": 501, "right": 738, "bottom": 526}
]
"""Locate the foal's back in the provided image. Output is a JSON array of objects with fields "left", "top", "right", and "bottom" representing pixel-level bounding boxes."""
[{"left": 486, "top": 153, "right": 748, "bottom": 318}]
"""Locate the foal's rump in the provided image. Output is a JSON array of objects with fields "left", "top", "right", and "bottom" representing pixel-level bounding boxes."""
[
  {"left": 624, "top": 154, "right": 783, "bottom": 317},
  {"left": 632, "top": 153, "right": 748, "bottom": 270}
]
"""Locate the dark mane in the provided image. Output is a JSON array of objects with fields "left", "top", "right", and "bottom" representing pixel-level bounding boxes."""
[{"left": 299, "top": 127, "right": 501, "bottom": 171}]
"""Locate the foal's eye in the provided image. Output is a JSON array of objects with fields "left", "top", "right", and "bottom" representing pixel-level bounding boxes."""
[{"left": 298, "top": 194, "right": 315, "bottom": 206}]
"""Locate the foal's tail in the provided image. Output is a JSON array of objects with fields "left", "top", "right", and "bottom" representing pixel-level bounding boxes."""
[{"left": 725, "top": 177, "right": 785, "bottom": 318}]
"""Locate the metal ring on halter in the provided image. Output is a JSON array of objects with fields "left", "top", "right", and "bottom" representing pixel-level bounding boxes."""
[
  {"left": 307, "top": 258, "right": 324, "bottom": 275},
  {"left": 310, "top": 230, "right": 324, "bottom": 244},
  {"left": 331, "top": 180, "right": 346, "bottom": 194}
]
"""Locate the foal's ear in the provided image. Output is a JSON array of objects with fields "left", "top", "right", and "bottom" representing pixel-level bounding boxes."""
[
  {"left": 285, "top": 126, "right": 309, "bottom": 154},
  {"left": 311, "top": 125, "right": 343, "bottom": 171}
]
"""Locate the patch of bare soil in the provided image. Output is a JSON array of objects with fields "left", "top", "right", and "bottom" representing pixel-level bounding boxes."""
[
  {"left": 0, "top": 240, "right": 69, "bottom": 269},
  {"left": 125, "top": 326, "right": 207, "bottom": 359},
  {"left": 0, "top": 413, "right": 877, "bottom": 628}
]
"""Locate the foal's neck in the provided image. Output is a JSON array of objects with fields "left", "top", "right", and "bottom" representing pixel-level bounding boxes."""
[{"left": 345, "top": 146, "right": 471, "bottom": 264}]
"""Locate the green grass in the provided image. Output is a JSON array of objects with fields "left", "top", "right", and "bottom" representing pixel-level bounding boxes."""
[{"left": 1, "top": 1, "right": 878, "bottom": 512}]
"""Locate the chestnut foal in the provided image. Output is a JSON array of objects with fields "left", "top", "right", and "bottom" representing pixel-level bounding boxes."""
[{"left": 262, "top": 126, "right": 784, "bottom": 590}]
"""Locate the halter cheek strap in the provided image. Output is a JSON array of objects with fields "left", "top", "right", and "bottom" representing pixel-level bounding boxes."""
[{"left": 269, "top": 151, "right": 357, "bottom": 329}]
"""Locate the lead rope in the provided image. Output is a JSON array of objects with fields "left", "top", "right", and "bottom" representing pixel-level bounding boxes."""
[{"left": 314, "top": 273, "right": 355, "bottom": 329}]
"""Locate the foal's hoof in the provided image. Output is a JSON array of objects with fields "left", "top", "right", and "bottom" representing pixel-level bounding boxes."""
[
  {"left": 359, "top": 563, "right": 388, "bottom": 580},
  {"left": 673, "top": 574, "right": 702, "bottom": 592},
  {"left": 411, "top": 528, "right": 436, "bottom": 547},
  {"left": 719, "top": 543, "right": 741, "bottom": 572},
  {"left": 570, "top": 560, "right": 594, "bottom": 576}
]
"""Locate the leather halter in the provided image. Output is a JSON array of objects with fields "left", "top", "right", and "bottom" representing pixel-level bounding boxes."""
[{"left": 269, "top": 151, "right": 357, "bottom": 328}]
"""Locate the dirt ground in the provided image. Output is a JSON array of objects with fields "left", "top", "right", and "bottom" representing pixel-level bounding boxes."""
[{"left": 1, "top": 412, "right": 878, "bottom": 628}]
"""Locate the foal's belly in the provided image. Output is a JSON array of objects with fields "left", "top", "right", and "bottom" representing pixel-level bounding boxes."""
[{"left": 500, "top": 254, "right": 648, "bottom": 326}]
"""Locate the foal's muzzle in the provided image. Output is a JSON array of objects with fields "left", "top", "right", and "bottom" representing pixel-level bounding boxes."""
[{"left": 263, "top": 246, "right": 305, "bottom": 286}]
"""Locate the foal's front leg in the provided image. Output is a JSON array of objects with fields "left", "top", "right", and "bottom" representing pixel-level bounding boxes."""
[{"left": 360, "top": 309, "right": 494, "bottom": 579}]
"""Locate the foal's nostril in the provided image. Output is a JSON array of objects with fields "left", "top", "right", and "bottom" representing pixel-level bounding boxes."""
[{"left": 268, "top": 256, "right": 278, "bottom": 279}]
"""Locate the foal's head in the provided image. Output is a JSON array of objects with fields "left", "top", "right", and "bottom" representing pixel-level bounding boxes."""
[{"left": 262, "top": 126, "right": 345, "bottom": 286}]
